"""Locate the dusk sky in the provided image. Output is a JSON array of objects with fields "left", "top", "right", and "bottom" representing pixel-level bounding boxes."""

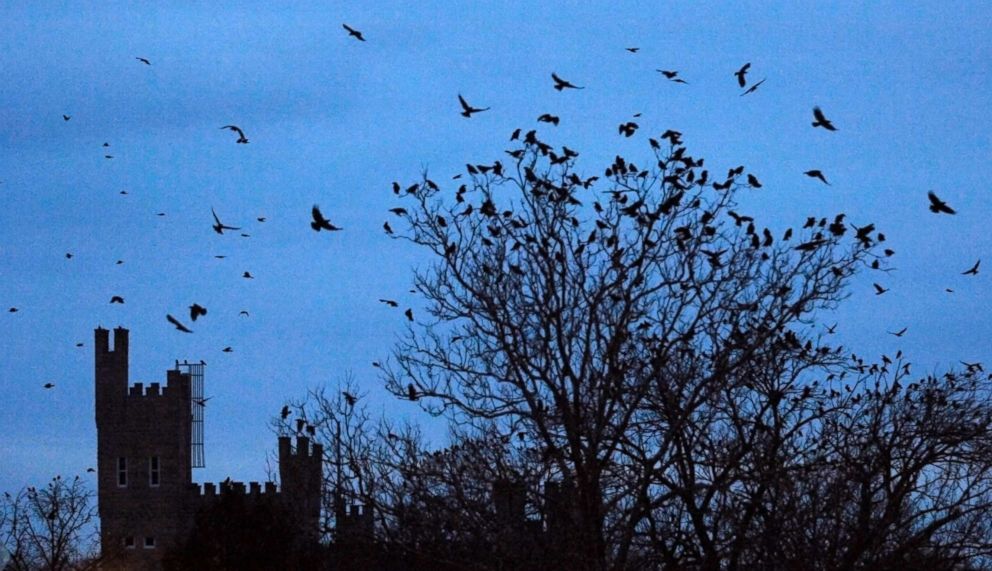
[{"left": 1, "top": 2, "right": 990, "bottom": 496}]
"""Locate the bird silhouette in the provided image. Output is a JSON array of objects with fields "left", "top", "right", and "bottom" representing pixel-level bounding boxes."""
[
  {"left": 811, "top": 107, "right": 837, "bottom": 131},
  {"left": 740, "top": 78, "right": 766, "bottom": 96},
  {"left": 65, "top": 253, "right": 73, "bottom": 259},
  {"left": 389, "top": 207, "right": 408, "bottom": 216},
  {"left": 927, "top": 191, "right": 956, "bottom": 214},
  {"left": 220, "top": 125, "right": 249, "bottom": 144},
  {"left": 189, "top": 303, "right": 207, "bottom": 321},
  {"left": 257, "top": 216, "right": 266, "bottom": 222},
  {"left": 9, "top": 307, "right": 18, "bottom": 313},
  {"left": 379, "top": 299, "right": 399, "bottom": 307},
  {"left": 873, "top": 283, "right": 889, "bottom": 295},
  {"left": 537, "top": 114, "right": 560, "bottom": 126},
  {"left": 76, "top": 343, "right": 84, "bottom": 347},
  {"left": 43, "top": 383, "right": 55, "bottom": 389},
  {"left": 242, "top": 271, "right": 254, "bottom": 279},
  {"left": 222, "top": 347, "right": 232, "bottom": 353},
  {"left": 116, "top": 260, "right": 124, "bottom": 265},
  {"left": 135, "top": 57, "right": 151, "bottom": 65},
  {"left": 405, "top": 308, "right": 414, "bottom": 321},
  {"left": 551, "top": 72, "right": 583, "bottom": 90},
  {"left": 734, "top": 63, "right": 751, "bottom": 87},
  {"left": 888, "top": 327, "right": 908, "bottom": 337},
  {"left": 239, "top": 310, "right": 250, "bottom": 317},
  {"left": 383, "top": 221, "right": 393, "bottom": 234},
  {"left": 62, "top": 114, "right": 71, "bottom": 121},
  {"left": 826, "top": 323, "right": 838, "bottom": 334},
  {"left": 109, "top": 296, "right": 124, "bottom": 304},
  {"left": 211, "top": 208, "right": 241, "bottom": 234},
  {"left": 625, "top": 47, "right": 639, "bottom": 53},
  {"left": 342, "top": 24, "right": 365, "bottom": 41},
  {"left": 167, "top": 314, "right": 193, "bottom": 333},
  {"left": 657, "top": 70, "right": 688, "bottom": 84},
  {"left": 804, "top": 170, "right": 830, "bottom": 185},
  {"left": 343, "top": 391, "right": 357, "bottom": 406},
  {"left": 280, "top": 405, "right": 290, "bottom": 420},
  {"left": 407, "top": 383, "right": 418, "bottom": 401},
  {"left": 747, "top": 174, "right": 762, "bottom": 188},
  {"left": 458, "top": 94, "right": 490, "bottom": 117},
  {"left": 310, "top": 205, "right": 342, "bottom": 231},
  {"left": 618, "top": 121, "right": 638, "bottom": 137},
  {"left": 962, "top": 259, "right": 980, "bottom": 275}
]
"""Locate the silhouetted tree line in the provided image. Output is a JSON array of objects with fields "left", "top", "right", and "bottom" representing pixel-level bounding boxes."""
[{"left": 276, "top": 128, "right": 992, "bottom": 571}]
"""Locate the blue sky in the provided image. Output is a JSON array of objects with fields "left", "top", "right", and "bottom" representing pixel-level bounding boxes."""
[{"left": 1, "top": 1, "right": 990, "bottom": 495}]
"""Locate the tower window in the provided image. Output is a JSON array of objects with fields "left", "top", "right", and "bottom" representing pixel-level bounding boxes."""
[
  {"left": 123, "top": 536, "right": 135, "bottom": 549},
  {"left": 117, "top": 457, "right": 127, "bottom": 487},
  {"left": 149, "top": 456, "right": 160, "bottom": 487},
  {"left": 144, "top": 536, "right": 156, "bottom": 549}
]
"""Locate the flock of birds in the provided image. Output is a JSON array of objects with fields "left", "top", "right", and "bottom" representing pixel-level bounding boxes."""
[{"left": 4, "top": 23, "right": 983, "bottom": 407}]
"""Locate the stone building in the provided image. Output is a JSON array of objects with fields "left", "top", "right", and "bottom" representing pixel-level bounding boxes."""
[{"left": 94, "top": 327, "right": 322, "bottom": 570}]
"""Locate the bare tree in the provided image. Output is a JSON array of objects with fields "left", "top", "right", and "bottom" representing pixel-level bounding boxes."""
[{"left": 0, "top": 475, "right": 100, "bottom": 571}]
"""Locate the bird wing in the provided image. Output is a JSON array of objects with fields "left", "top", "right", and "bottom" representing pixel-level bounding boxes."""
[
  {"left": 551, "top": 72, "right": 564, "bottom": 84},
  {"left": 813, "top": 107, "right": 827, "bottom": 122},
  {"left": 458, "top": 94, "right": 471, "bottom": 112},
  {"left": 167, "top": 314, "right": 191, "bottom": 332},
  {"left": 211, "top": 207, "right": 222, "bottom": 226},
  {"left": 312, "top": 204, "right": 324, "bottom": 223},
  {"left": 343, "top": 24, "right": 355, "bottom": 33}
]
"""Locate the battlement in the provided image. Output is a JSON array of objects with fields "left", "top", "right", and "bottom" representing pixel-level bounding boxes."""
[
  {"left": 190, "top": 481, "right": 279, "bottom": 498},
  {"left": 278, "top": 435, "right": 323, "bottom": 460}
]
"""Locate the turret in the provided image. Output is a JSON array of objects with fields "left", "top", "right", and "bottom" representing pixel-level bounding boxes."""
[{"left": 95, "top": 327, "right": 129, "bottom": 426}]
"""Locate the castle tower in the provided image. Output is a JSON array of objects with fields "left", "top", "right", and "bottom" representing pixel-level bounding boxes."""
[
  {"left": 95, "top": 327, "right": 193, "bottom": 569},
  {"left": 278, "top": 435, "right": 324, "bottom": 541}
]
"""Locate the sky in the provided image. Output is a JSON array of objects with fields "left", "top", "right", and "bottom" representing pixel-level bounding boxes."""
[{"left": 1, "top": 2, "right": 991, "bottom": 497}]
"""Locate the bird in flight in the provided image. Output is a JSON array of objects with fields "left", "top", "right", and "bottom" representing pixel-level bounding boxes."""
[
  {"left": 211, "top": 208, "right": 241, "bottom": 235},
  {"left": 740, "top": 78, "right": 766, "bottom": 96},
  {"left": 379, "top": 298, "right": 399, "bottom": 307},
  {"left": 280, "top": 405, "right": 290, "bottom": 420},
  {"left": 734, "top": 63, "right": 750, "bottom": 87},
  {"left": 43, "top": 383, "right": 55, "bottom": 389},
  {"left": 657, "top": 70, "right": 688, "bottom": 84},
  {"left": 405, "top": 308, "right": 414, "bottom": 321},
  {"left": 552, "top": 72, "right": 583, "bottom": 91},
  {"left": 811, "top": 107, "right": 837, "bottom": 131},
  {"left": 220, "top": 125, "right": 249, "bottom": 144},
  {"left": 888, "top": 327, "right": 908, "bottom": 337},
  {"left": 136, "top": 57, "right": 151, "bottom": 65},
  {"left": 8, "top": 307, "right": 18, "bottom": 313},
  {"left": 109, "top": 296, "right": 125, "bottom": 304},
  {"left": 618, "top": 121, "right": 638, "bottom": 137},
  {"left": 873, "top": 283, "right": 889, "bottom": 295},
  {"left": 927, "top": 191, "right": 956, "bottom": 214},
  {"left": 167, "top": 314, "right": 193, "bottom": 333},
  {"left": 803, "top": 170, "right": 830, "bottom": 185},
  {"left": 343, "top": 391, "right": 358, "bottom": 406},
  {"left": 242, "top": 271, "right": 254, "bottom": 279},
  {"left": 342, "top": 24, "right": 365, "bottom": 41},
  {"left": 222, "top": 347, "right": 233, "bottom": 353},
  {"left": 458, "top": 94, "right": 490, "bottom": 117},
  {"left": 189, "top": 303, "right": 207, "bottom": 321},
  {"left": 825, "top": 323, "right": 838, "bottom": 334},
  {"left": 239, "top": 310, "right": 250, "bottom": 317},
  {"left": 538, "top": 113, "right": 560, "bottom": 126},
  {"left": 311, "top": 205, "right": 342, "bottom": 231},
  {"left": 962, "top": 260, "right": 980, "bottom": 275},
  {"left": 62, "top": 115, "right": 71, "bottom": 121}
]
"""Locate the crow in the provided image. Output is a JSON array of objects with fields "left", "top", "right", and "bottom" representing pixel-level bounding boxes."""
[
  {"left": 747, "top": 174, "right": 762, "bottom": 188},
  {"left": 407, "top": 383, "right": 418, "bottom": 401},
  {"left": 222, "top": 347, "right": 232, "bottom": 353},
  {"left": 242, "top": 271, "right": 254, "bottom": 279},
  {"left": 167, "top": 314, "right": 193, "bottom": 333},
  {"left": 281, "top": 405, "right": 290, "bottom": 420},
  {"left": 109, "top": 296, "right": 124, "bottom": 304},
  {"left": 873, "top": 283, "right": 889, "bottom": 295},
  {"left": 44, "top": 383, "right": 55, "bottom": 389},
  {"left": 537, "top": 114, "right": 560, "bottom": 126},
  {"left": 804, "top": 170, "right": 830, "bottom": 185},
  {"left": 343, "top": 391, "right": 357, "bottom": 406},
  {"left": 311, "top": 205, "right": 342, "bottom": 231},
  {"left": 342, "top": 24, "right": 365, "bottom": 41},
  {"left": 211, "top": 208, "right": 241, "bottom": 234},
  {"left": 962, "top": 259, "right": 980, "bottom": 276},
  {"left": 136, "top": 57, "right": 151, "bottom": 65},
  {"left": 888, "top": 327, "right": 908, "bottom": 337},
  {"left": 657, "top": 70, "right": 688, "bottom": 84},
  {"left": 740, "top": 78, "right": 766, "bottom": 96},
  {"left": 625, "top": 47, "right": 639, "bottom": 53},
  {"left": 458, "top": 94, "right": 490, "bottom": 117},
  {"left": 189, "top": 303, "right": 207, "bottom": 321},
  {"left": 734, "top": 62, "right": 750, "bottom": 87},
  {"left": 811, "top": 107, "right": 837, "bottom": 131},
  {"left": 551, "top": 72, "right": 583, "bottom": 90},
  {"left": 62, "top": 114, "right": 71, "bottom": 121},
  {"left": 220, "top": 125, "right": 248, "bottom": 144},
  {"left": 927, "top": 191, "right": 956, "bottom": 214},
  {"left": 379, "top": 299, "right": 399, "bottom": 307},
  {"left": 405, "top": 308, "right": 414, "bottom": 321}
]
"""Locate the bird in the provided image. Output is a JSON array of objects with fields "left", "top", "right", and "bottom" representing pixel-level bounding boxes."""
[
  {"left": 86, "top": 468, "right": 95, "bottom": 473},
  {"left": 115, "top": 260, "right": 124, "bottom": 265},
  {"left": 167, "top": 314, "right": 193, "bottom": 333},
  {"left": 873, "top": 283, "right": 889, "bottom": 295},
  {"left": 62, "top": 114, "right": 71, "bottom": 121},
  {"left": 257, "top": 217, "right": 266, "bottom": 222},
  {"left": 65, "top": 253, "right": 73, "bottom": 259},
  {"left": 927, "top": 191, "right": 956, "bottom": 214},
  {"left": 239, "top": 310, "right": 250, "bottom": 317},
  {"left": 734, "top": 62, "right": 751, "bottom": 87},
  {"left": 407, "top": 383, "right": 418, "bottom": 401},
  {"left": 618, "top": 122, "right": 638, "bottom": 137},
  {"left": 43, "top": 383, "right": 55, "bottom": 389},
  {"left": 458, "top": 94, "right": 490, "bottom": 117},
  {"left": 220, "top": 125, "right": 249, "bottom": 144},
  {"left": 343, "top": 391, "right": 357, "bottom": 406},
  {"left": 825, "top": 323, "right": 838, "bottom": 334},
  {"left": 189, "top": 303, "right": 207, "bottom": 321},
  {"left": 625, "top": 47, "right": 639, "bottom": 53},
  {"left": 193, "top": 397, "right": 212, "bottom": 406},
  {"left": 747, "top": 174, "right": 762, "bottom": 188},
  {"left": 389, "top": 207, "right": 408, "bottom": 216},
  {"left": 76, "top": 343, "right": 84, "bottom": 348},
  {"left": 135, "top": 57, "right": 151, "bottom": 65},
  {"left": 962, "top": 260, "right": 980, "bottom": 275},
  {"left": 551, "top": 72, "right": 583, "bottom": 90},
  {"left": 740, "top": 78, "right": 766, "bottom": 96},
  {"left": 657, "top": 70, "right": 688, "bottom": 84},
  {"left": 310, "top": 205, "right": 342, "bottom": 231},
  {"left": 214, "top": 255, "right": 227, "bottom": 259},
  {"left": 811, "top": 107, "right": 837, "bottom": 131},
  {"left": 342, "top": 24, "right": 365, "bottom": 41},
  {"left": 109, "top": 296, "right": 125, "bottom": 304},
  {"left": 379, "top": 299, "right": 399, "bottom": 307},
  {"left": 803, "top": 170, "right": 830, "bottom": 185},
  {"left": 222, "top": 347, "right": 233, "bottom": 353},
  {"left": 157, "top": 212, "right": 166, "bottom": 217},
  {"left": 383, "top": 221, "right": 393, "bottom": 234},
  {"left": 242, "top": 271, "right": 254, "bottom": 279},
  {"left": 280, "top": 405, "right": 290, "bottom": 420},
  {"left": 537, "top": 113, "right": 560, "bottom": 126},
  {"left": 888, "top": 327, "right": 908, "bottom": 337},
  {"left": 211, "top": 208, "right": 240, "bottom": 235},
  {"left": 404, "top": 308, "right": 414, "bottom": 321},
  {"left": 8, "top": 307, "right": 18, "bottom": 313}
]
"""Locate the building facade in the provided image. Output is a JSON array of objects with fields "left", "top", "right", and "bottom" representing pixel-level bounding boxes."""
[{"left": 94, "top": 327, "right": 322, "bottom": 570}]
